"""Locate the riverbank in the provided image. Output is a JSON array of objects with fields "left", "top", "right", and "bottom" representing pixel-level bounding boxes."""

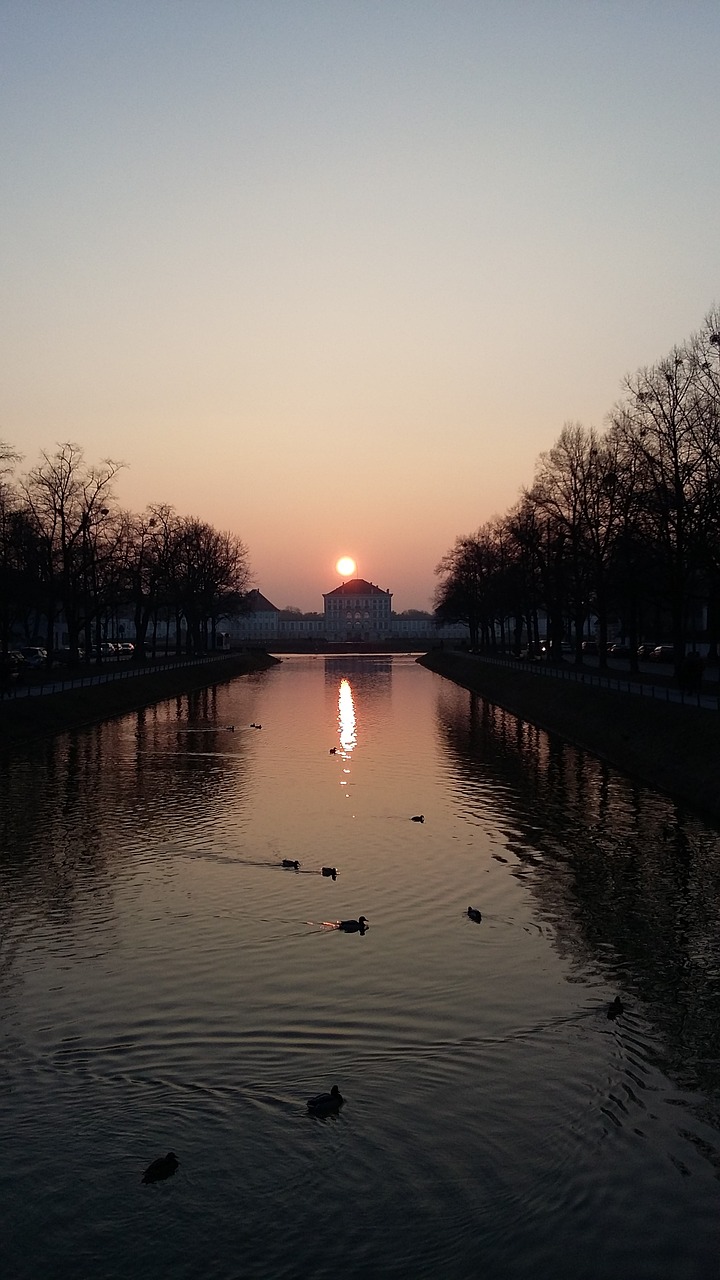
[
  {"left": 418, "top": 650, "right": 720, "bottom": 825},
  {"left": 0, "top": 651, "right": 280, "bottom": 752}
]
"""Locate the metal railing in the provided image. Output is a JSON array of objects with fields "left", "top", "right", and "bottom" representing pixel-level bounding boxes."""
[
  {"left": 0, "top": 652, "right": 242, "bottom": 702},
  {"left": 448, "top": 650, "right": 719, "bottom": 712}
]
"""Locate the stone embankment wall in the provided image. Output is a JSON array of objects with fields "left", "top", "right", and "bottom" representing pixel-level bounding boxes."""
[
  {"left": 418, "top": 651, "right": 720, "bottom": 825},
  {"left": 0, "top": 652, "right": 280, "bottom": 752}
]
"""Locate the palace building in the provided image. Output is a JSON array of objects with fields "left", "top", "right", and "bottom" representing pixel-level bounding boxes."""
[
  {"left": 217, "top": 576, "right": 469, "bottom": 645},
  {"left": 322, "top": 578, "right": 393, "bottom": 642}
]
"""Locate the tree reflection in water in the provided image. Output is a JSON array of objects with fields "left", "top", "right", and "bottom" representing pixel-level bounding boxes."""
[{"left": 436, "top": 683, "right": 720, "bottom": 1105}]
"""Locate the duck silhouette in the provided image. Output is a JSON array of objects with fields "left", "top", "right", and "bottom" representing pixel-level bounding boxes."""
[
  {"left": 338, "top": 916, "right": 368, "bottom": 934},
  {"left": 141, "top": 1152, "right": 179, "bottom": 1184},
  {"left": 307, "top": 1085, "right": 344, "bottom": 1114},
  {"left": 321, "top": 866, "right": 338, "bottom": 879},
  {"left": 607, "top": 996, "right": 624, "bottom": 1020},
  {"left": 329, "top": 747, "right": 337, "bottom": 754},
  {"left": 411, "top": 815, "right": 425, "bottom": 823},
  {"left": 467, "top": 907, "right": 482, "bottom": 923},
  {"left": 282, "top": 859, "right": 300, "bottom": 870}
]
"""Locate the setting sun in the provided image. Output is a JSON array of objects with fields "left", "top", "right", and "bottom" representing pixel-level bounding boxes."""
[{"left": 335, "top": 556, "right": 357, "bottom": 577}]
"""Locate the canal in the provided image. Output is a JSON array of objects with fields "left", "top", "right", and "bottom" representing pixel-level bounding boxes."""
[{"left": 1, "top": 654, "right": 719, "bottom": 1279}]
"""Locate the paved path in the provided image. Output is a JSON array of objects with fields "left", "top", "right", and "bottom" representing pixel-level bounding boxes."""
[
  {"left": 458, "top": 651, "right": 720, "bottom": 711},
  {"left": 1, "top": 653, "right": 238, "bottom": 701}
]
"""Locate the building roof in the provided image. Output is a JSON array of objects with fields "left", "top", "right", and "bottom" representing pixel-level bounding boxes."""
[
  {"left": 244, "top": 589, "right": 279, "bottom": 613},
  {"left": 323, "top": 578, "right": 392, "bottom": 599}
]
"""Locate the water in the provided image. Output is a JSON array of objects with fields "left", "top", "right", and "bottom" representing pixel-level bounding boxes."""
[{"left": 2, "top": 654, "right": 720, "bottom": 1279}]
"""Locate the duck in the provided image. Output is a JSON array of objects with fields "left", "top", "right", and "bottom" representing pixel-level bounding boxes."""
[
  {"left": 321, "top": 866, "right": 338, "bottom": 879},
  {"left": 329, "top": 747, "right": 337, "bottom": 754},
  {"left": 338, "top": 916, "right": 368, "bottom": 933},
  {"left": 467, "top": 906, "right": 482, "bottom": 923},
  {"left": 307, "top": 1085, "right": 344, "bottom": 1114},
  {"left": 411, "top": 815, "right": 425, "bottom": 823},
  {"left": 607, "top": 996, "right": 624, "bottom": 1020},
  {"left": 141, "top": 1151, "right": 179, "bottom": 1184},
  {"left": 282, "top": 859, "right": 300, "bottom": 870}
]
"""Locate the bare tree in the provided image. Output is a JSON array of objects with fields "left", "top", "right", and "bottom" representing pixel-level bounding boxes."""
[
  {"left": 434, "top": 525, "right": 511, "bottom": 650},
  {"left": 434, "top": 535, "right": 484, "bottom": 649},
  {"left": 527, "top": 424, "right": 605, "bottom": 659},
  {"left": 0, "top": 441, "right": 23, "bottom": 658},
  {"left": 506, "top": 496, "right": 561, "bottom": 656},
  {"left": 122, "top": 504, "right": 178, "bottom": 660},
  {"left": 683, "top": 307, "right": 720, "bottom": 657},
  {"left": 21, "top": 443, "right": 124, "bottom": 663},
  {"left": 610, "top": 348, "right": 706, "bottom": 674},
  {"left": 171, "top": 517, "right": 251, "bottom": 654}
]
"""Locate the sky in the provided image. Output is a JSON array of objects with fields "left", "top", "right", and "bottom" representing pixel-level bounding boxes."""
[{"left": 2, "top": 1, "right": 719, "bottom": 612}]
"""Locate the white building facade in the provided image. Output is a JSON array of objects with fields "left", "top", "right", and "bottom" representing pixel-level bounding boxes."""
[
  {"left": 323, "top": 578, "right": 393, "bottom": 642},
  {"left": 221, "top": 580, "right": 470, "bottom": 645},
  {"left": 225, "top": 589, "right": 280, "bottom": 643}
]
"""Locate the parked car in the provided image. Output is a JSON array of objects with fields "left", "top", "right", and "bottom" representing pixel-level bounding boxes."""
[
  {"left": 1, "top": 650, "right": 25, "bottom": 678},
  {"left": 117, "top": 642, "right": 134, "bottom": 655},
  {"left": 637, "top": 643, "right": 657, "bottom": 659},
  {"left": 649, "top": 644, "right": 675, "bottom": 663},
  {"left": 88, "top": 642, "right": 118, "bottom": 659},
  {"left": 18, "top": 646, "right": 47, "bottom": 668},
  {"left": 608, "top": 642, "right": 632, "bottom": 657},
  {"left": 57, "top": 646, "right": 85, "bottom": 663},
  {"left": 581, "top": 640, "right": 598, "bottom": 655}
]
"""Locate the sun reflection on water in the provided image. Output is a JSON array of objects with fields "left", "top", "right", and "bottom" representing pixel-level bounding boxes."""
[{"left": 338, "top": 678, "right": 357, "bottom": 758}]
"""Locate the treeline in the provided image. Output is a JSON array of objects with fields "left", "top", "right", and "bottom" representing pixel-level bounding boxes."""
[
  {"left": 435, "top": 308, "right": 720, "bottom": 676},
  {"left": 0, "top": 442, "right": 251, "bottom": 664}
]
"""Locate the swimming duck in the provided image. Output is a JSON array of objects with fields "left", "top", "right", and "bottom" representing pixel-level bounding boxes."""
[
  {"left": 467, "top": 907, "right": 482, "bottom": 923},
  {"left": 411, "top": 815, "right": 425, "bottom": 823},
  {"left": 282, "top": 859, "right": 300, "bottom": 870},
  {"left": 338, "top": 916, "right": 368, "bottom": 933},
  {"left": 329, "top": 747, "right": 337, "bottom": 754},
  {"left": 607, "top": 996, "right": 624, "bottom": 1020},
  {"left": 307, "top": 1085, "right": 344, "bottom": 1114},
  {"left": 321, "top": 866, "right": 338, "bottom": 879},
  {"left": 141, "top": 1152, "right": 179, "bottom": 1184}
]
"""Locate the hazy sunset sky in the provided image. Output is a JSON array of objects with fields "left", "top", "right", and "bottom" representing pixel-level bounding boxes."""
[{"left": 2, "top": 1, "right": 719, "bottom": 610}]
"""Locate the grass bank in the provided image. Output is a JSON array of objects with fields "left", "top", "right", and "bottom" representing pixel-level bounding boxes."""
[
  {"left": 0, "top": 651, "right": 280, "bottom": 753},
  {"left": 418, "top": 650, "right": 720, "bottom": 825}
]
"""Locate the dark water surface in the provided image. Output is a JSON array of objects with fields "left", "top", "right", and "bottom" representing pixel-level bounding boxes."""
[{"left": 2, "top": 655, "right": 720, "bottom": 1279}]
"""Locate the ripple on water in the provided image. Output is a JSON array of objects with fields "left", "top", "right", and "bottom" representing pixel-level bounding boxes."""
[{"left": 2, "top": 657, "right": 720, "bottom": 1279}]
